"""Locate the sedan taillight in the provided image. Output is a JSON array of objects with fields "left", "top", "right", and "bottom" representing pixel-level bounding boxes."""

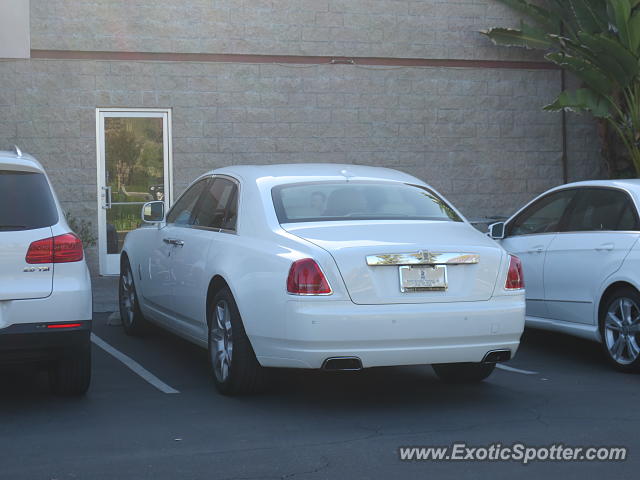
[
  {"left": 505, "top": 255, "right": 524, "bottom": 290},
  {"left": 287, "top": 258, "right": 332, "bottom": 295},
  {"left": 26, "top": 233, "right": 84, "bottom": 264}
]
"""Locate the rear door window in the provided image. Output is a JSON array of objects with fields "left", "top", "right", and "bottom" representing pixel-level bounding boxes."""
[
  {"left": 563, "top": 188, "right": 639, "bottom": 232},
  {"left": 0, "top": 170, "right": 58, "bottom": 231}
]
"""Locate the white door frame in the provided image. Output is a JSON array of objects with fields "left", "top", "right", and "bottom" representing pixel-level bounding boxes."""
[{"left": 96, "top": 108, "right": 173, "bottom": 276}]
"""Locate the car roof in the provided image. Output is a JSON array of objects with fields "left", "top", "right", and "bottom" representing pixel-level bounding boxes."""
[
  {"left": 556, "top": 179, "right": 640, "bottom": 191},
  {"left": 208, "top": 163, "right": 422, "bottom": 186},
  {"left": 0, "top": 149, "right": 44, "bottom": 173}
]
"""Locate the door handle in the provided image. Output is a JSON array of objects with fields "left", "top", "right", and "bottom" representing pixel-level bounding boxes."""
[
  {"left": 163, "top": 238, "right": 184, "bottom": 247},
  {"left": 101, "top": 186, "right": 112, "bottom": 209},
  {"left": 596, "top": 243, "right": 614, "bottom": 252},
  {"left": 527, "top": 246, "right": 545, "bottom": 254}
]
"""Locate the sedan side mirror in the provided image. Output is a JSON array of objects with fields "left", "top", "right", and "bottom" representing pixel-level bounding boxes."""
[
  {"left": 488, "top": 222, "right": 505, "bottom": 240},
  {"left": 142, "top": 201, "right": 165, "bottom": 224}
]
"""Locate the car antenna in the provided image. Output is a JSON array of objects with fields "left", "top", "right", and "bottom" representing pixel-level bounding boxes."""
[
  {"left": 13, "top": 145, "right": 22, "bottom": 157},
  {"left": 340, "top": 169, "right": 354, "bottom": 183}
]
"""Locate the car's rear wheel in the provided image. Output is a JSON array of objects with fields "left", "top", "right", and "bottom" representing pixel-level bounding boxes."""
[
  {"left": 599, "top": 288, "right": 640, "bottom": 373},
  {"left": 432, "top": 362, "right": 495, "bottom": 383},
  {"left": 119, "top": 257, "right": 147, "bottom": 336},
  {"left": 208, "top": 288, "right": 267, "bottom": 395},
  {"left": 49, "top": 346, "right": 91, "bottom": 396}
]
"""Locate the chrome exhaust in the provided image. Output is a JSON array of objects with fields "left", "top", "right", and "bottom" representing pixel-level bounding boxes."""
[
  {"left": 322, "top": 357, "right": 363, "bottom": 371},
  {"left": 482, "top": 349, "right": 512, "bottom": 364}
]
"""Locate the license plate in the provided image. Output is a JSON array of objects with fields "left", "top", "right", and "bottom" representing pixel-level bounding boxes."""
[{"left": 399, "top": 265, "right": 447, "bottom": 292}]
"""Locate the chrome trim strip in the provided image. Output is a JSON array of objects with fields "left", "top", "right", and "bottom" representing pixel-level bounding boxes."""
[{"left": 366, "top": 251, "right": 480, "bottom": 266}]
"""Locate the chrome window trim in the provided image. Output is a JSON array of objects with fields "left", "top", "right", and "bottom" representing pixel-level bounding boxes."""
[{"left": 366, "top": 251, "right": 480, "bottom": 266}]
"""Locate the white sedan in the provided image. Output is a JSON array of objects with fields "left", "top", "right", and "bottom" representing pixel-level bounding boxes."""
[
  {"left": 121, "top": 164, "right": 525, "bottom": 394},
  {"left": 489, "top": 180, "right": 640, "bottom": 372}
]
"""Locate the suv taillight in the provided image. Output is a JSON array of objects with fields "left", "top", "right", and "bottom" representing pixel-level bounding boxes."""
[
  {"left": 505, "top": 255, "right": 524, "bottom": 290},
  {"left": 26, "top": 233, "right": 84, "bottom": 264},
  {"left": 287, "top": 258, "right": 332, "bottom": 295}
]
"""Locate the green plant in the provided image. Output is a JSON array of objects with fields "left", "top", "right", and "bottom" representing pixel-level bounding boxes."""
[
  {"left": 482, "top": 0, "right": 640, "bottom": 177},
  {"left": 64, "top": 211, "right": 97, "bottom": 248}
]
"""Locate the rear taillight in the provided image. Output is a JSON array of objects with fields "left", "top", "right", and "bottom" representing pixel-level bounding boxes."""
[
  {"left": 287, "top": 258, "right": 332, "bottom": 295},
  {"left": 505, "top": 255, "right": 524, "bottom": 290},
  {"left": 26, "top": 233, "right": 84, "bottom": 264}
]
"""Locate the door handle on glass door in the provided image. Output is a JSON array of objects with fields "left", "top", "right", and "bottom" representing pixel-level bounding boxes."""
[
  {"left": 596, "top": 243, "right": 614, "bottom": 252},
  {"left": 102, "top": 186, "right": 112, "bottom": 209}
]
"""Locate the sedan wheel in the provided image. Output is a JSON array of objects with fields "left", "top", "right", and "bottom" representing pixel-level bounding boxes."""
[
  {"left": 207, "top": 288, "right": 268, "bottom": 395},
  {"left": 211, "top": 300, "right": 234, "bottom": 383},
  {"left": 605, "top": 298, "right": 640, "bottom": 364},
  {"left": 119, "top": 258, "right": 147, "bottom": 336},
  {"left": 602, "top": 292, "right": 640, "bottom": 371}
]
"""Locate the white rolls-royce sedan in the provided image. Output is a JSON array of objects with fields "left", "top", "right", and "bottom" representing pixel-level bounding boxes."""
[{"left": 120, "top": 164, "right": 525, "bottom": 394}]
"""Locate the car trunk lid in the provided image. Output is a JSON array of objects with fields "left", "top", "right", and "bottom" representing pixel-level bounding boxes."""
[{"left": 283, "top": 221, "right": 504, "bottom": 305}]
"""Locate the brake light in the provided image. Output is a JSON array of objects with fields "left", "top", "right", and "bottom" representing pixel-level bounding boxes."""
[
  {"left": 287, "top": 258, "right": 332, "bottom": 295},
  {"left": 26, "top": 233, "right": 84, "bottom": 264},
  {"left": 505, "top": 255, "right": 524, "bottom": 290}
]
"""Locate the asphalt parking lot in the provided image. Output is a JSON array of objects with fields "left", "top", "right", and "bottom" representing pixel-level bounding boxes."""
[{"left": 1, "top": 313, "right": 638, "bottom": 480}]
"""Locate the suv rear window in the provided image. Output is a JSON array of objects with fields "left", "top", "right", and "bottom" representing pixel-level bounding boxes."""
[
  {"left": 0, "top": 170, "right": 58, "bottom": 231},
  {"left": 272, "top": 181, "right": 462, "bottom": 223}
]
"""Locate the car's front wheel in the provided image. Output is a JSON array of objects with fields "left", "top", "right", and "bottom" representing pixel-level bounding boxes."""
[
  {"left": 49, "top": 346, "right": 91, "bottom": 396},
  {"left": 432, "top": 362, "right": 495, "bottom": 383},
  {"left": 208, "top": 288, "right": 267, "bottom": 395},
  {"left": 600, "top": 288, "right": 640, "bottom": 373},
  {"left": 119, "top": 257, "right": 147, "bottom": 336}
]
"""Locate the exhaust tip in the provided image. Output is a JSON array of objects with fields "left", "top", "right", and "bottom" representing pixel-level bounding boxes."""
[
  {"left": 482, "top": 349, "right": 511, "bottom": 364},
  {"left": 322, "top": 357, "right": 363, "bottom": 371}
]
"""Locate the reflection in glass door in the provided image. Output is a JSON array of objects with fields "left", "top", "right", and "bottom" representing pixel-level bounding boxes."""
[{"left": 97, "top": 109, "right": 172, "bottom": 275}]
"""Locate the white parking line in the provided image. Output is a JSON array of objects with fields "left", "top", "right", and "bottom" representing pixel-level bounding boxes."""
[
  {"left": 496, "top": 364, "right": 539, "bottom": 375},
  {"left": 90, "top": 333, "right": 180, "bottom": 394}
]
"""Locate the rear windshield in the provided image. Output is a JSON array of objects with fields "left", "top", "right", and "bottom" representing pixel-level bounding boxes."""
[
  {"left": 0, "top": 170, "right": 58, "bottom": 231},
  {"left": 272, "top": 181, "right": 462, "bottom": 223}
]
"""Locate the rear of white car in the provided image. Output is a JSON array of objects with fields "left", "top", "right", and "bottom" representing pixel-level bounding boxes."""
[
  {"left": 259, "top": 178, "right": 525, "bottom": 375},
  {"left": 0, "top": 148, "right": 92, "bottom": 395}
]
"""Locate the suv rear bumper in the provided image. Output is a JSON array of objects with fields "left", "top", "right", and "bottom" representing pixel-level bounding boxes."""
[{"left": 0, "top": 321, "right": 91, "bottom": 365}]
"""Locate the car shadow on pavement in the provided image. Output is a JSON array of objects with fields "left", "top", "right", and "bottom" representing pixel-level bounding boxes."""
[{"left": 519, "top": 328, "right": 605, "bottom": 368}]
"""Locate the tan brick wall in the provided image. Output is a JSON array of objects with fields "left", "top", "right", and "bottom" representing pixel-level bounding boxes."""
[
  {"left": 0, "top": 59, "right": 601, "bottom": 218},
  {"left": 31, "top": 0, "right": 540, "bottom": 61}
]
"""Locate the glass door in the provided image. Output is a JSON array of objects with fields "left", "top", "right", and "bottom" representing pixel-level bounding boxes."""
[{"left": 97, "top": 109, "right": 172, "bottom": 275}]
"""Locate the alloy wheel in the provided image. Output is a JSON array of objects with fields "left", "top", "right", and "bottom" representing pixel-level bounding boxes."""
[
  {"left": 120, "top": 267, "right": 136, "bottom": 327},
  {"left": 211, "top": 300, "right": 233, "bottom": 382},
  {"left": 605, "top": 297, "right": 640, "bottom": 365}
]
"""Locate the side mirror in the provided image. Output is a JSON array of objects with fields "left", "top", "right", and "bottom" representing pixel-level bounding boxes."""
[
  {"left": 488, "top": 222, "right": 505, "bottom": 240},
  {"left": 142, "top": 201, "right": 165, "bottom": 224}
]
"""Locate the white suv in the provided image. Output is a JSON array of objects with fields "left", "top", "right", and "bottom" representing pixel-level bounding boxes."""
[{"left": 0, "top": 147, "right": 92, "bottom": 395}]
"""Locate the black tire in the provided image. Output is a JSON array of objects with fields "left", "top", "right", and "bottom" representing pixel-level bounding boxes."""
[
  {"left": 119, "top": 257, "right": 148, "bottom": 336},
  {"left": 599, "top": 287, "right": 640, "bottom": 373},
  {"left": 432, "top": 362, "right": 495, "bottom": 383},
  {"left": 208, "top": 288, "right": 268, "bottom": 395},
  {"left": 49, "top": 346, "right": 91, "bottom": 396}
]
